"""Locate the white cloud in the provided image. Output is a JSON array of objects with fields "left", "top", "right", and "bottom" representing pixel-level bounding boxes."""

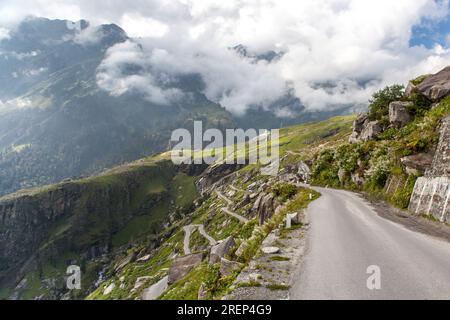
[
  {"left": 96, "top": 40, "right": 184, "bottom": 105},
  {"left": 0, "top": 27, "right": 10, "bottom": 40},
  {"left": 2, "top": 0, "right": 450, "bottom": 114},
  {"left": 72, "top": 25, "right": 104, "bottom": 45},
  {"left": 120, "top": 13, "right": 169, "bottom": 38}
]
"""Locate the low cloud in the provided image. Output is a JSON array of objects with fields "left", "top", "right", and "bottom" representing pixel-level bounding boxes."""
[
  {"left": 2, "top": 0, "right": 450, "bottom": 114},
  {"left": 96, "top": 40, "right": 184, "bottom": 105},
  {"left": 0, "top": 27, "right": 10, "bottom": 40}
]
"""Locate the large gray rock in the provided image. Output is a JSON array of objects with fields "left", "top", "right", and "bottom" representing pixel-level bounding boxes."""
[
  {"left": 297, "top": 161, "right": 311, "bottom": 183},
  {"left": 417, "top": 66, "right": 450, "bottom": 101},
  {"left": 405, "top": 81, "right": 417, "bottom": 98},
  {"left": 261, "top": 246, "right": 280, "bottom": 254},
  {"left": 219, "top": 258, "right": 244, "bottom": 276},
  {"left": 353, "top": 113, "right": 369, "bottom": 133},
  {"left": 209, "top": 236, "right": 236, "bottom": 264},
  {"left": 359, "top": 121, "right": 382, "bottom": 142},
  {"left": 389, "top": 101, "right": 412, "bottom": 128},
  {"left": 258, "top": 194, "right": 275, "bottom": 225},
  {"left": 168, "top": 253, "right": 205, "bottom": 284},
  {"left": 114, "top": 253, "right": 136, "bottom": 273},
  {"left": 401, "top": 153, "right": 434, "bottom": 175},
  {"left": 349, "top": 114, "right": 382, "bottom": 143}
]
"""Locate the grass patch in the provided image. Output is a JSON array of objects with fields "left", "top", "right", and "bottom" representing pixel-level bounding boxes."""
[
  {"left": 266, "top": 283, "right": 290, "bottom": 291},
  {"left": 269, "top": 256, "right": 290, "bottom": 262}
]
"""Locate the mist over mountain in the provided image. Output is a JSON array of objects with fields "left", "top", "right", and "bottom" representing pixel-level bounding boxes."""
[
  {"left": 0, "top": 17, "right": 359, "bottom": 196},
  {"left": 0, "top": 18, "right": 236, "bottom": 196}
]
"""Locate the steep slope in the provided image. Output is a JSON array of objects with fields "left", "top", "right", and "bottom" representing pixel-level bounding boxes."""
[
  {"left": 0, "top": 155, "right": 201, "bottom": 299},
  {"left": 307, "top": 69, "right": 450, "bottom": 222},
  {"left": 0, "top": 17, "right": 362, "bottom": 198},
  {"left": 0, "top": 115, "right": 353, "bottom": 300}
]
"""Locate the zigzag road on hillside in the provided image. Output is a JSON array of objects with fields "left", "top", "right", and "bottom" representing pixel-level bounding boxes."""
[
  {"left": 216, "top": 191, "right": 250, "bottom": 223},
  {"left": 183, "top": 224, "right": 218, "bottom": 255}
]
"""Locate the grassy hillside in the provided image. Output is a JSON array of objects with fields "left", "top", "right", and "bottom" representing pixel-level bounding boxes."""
[
  {"left": 85, "top": 116, "right": 353, "bottom": 300},
  {"left": 0, "top": 156, "right": 199, "bottom": 299},
  {"left": 0, "top": 114, "right": 364, "bottom": 300},
  {"left": 308, "top": 93, "right": 450, "bottom": 210}
]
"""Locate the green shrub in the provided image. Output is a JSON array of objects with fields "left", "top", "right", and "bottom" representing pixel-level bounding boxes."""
[
  {"left": 407, "top": 93, "right": 432, "bottom": 117},
  {"left": 390, "top": 175, "right": 418, "bottom": 209},
  {"left": 410, "top": 74, "right": 430, "bottom": 86},
  {"left": 272, "top": 183, "right": 298, "bottom": 202},
  {"left": 367, "top": 84, "right": 405, "bottom": 125}
]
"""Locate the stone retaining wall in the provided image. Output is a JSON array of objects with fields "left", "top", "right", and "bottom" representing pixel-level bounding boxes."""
[
  {"left": 409, "top": 177, "right": 450, "bottom": 222},
  {"left": 408, "top": 116, "right": 450, "bottom": 223}
]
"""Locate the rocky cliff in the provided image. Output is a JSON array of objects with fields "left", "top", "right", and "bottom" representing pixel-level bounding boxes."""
[
  {"left": 0, "top": 158, "right": 199, "bottom": 299},
  {"left": 409, "top": 116, "right": 450, "bottom": 222}
]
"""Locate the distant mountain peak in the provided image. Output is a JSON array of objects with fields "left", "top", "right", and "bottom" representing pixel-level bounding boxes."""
[{"left": 231, "top": 44, "right": 283, "bottom": 63}]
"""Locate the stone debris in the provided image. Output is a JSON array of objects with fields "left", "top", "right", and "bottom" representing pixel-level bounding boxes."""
[{"left": 261, "top": 246, "right": 280, "bottom": 254}]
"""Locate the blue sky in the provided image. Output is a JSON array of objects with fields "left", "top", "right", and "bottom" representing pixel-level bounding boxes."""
[{"left": 411, "top": 5, "right": 450, "bottom": 48}]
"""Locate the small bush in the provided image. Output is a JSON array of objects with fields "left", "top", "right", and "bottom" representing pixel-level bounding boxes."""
[
  {"left": 272, "top": 183, "right": 298, "bottom": 202},
  {"left": 367, "top": 84, "right": 405, "bottom": 125}
]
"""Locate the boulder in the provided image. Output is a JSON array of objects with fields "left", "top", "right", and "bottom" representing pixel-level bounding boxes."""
[
  {"left": 209, "top": 236, "right": 236, "bottom": 264},
  {"left": 252, "top": 193, "right": 265, "bottom": 212},
  {"left": 168, "top": 252, "right": 205, "bottom": 284},
  {"left": 258, "top": 194, "right": 275, "bottom": 225},
  {"left": 405, "top": 81, "right": 417, "bottom": 98},
  {"left": 389, "top": 101, "right": 412, "bottom": 128},
  {"left": 235, "top": 241, "right": 250, "bottom": 259},
  {"left": 114, "top": 253, "right": 136, "bottom": 273},
  {"left": 349, "top": 114, "right": 382, "bottom": 143},
  {"left": 353, "top": 113, "right": 369, "bottom": 134},
  {"left": 417, "top": 66, "right": 450, "bottom": 101},
  {"left": 297, "top": 161, "right": 311, "bottom": 183},
  {"left": 359, "top": 121, "right": 382, "bottom": 142},
  {"left": 141, "top": 276, "right": 168, "bottom": 300},
  {"left": 103, "top": 283, "right": 115, "bottom": 295},
  {"left": 401, "top": 153, "right": 434, "bottom": 175},
  {"left": 261, "top": 246, "right": 280, "bottom": 254},
  {"left": 219, "top": 258, "right": 244, "bottom": 276}
]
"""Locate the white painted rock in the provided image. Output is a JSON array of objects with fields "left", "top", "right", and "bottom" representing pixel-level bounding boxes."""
[{"left": 261, "top": 247, "right": 280, "bottom": 254}]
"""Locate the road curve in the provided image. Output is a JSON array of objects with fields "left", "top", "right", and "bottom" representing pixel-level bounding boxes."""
[{"left": 290, "top": 187, "right": 450, "bottom": 300}]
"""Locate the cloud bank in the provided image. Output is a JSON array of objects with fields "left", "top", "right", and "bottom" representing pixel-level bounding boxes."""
[{"left": 2, "top": 0, "right": 450, "bottom": 114}]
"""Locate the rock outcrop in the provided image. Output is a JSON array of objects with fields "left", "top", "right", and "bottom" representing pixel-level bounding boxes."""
[
  {"left": 389, "top": 101, "right": 412, "bottom": 128},
  {"left": 209, "top": 236, "right": 236, "bottom": 264},
  {"left": 409, "top": 116, "right": 450, "bottom": 222},
  {"left": 0, "top": 160, "right": 186, "bottom": 298},
  {"left": 219, "top": 258, "right": 243, "bottom": 276},
  {"left": 349, "top": 114, "right": 382, "bottom": 143},
  {"left": 168, "top": 253, "right": 205, "bottom": 285},
  {"left": 400, "top": 153, "right": 434, "bottom": 176},
  {"left": 253, "top": 193, "right": 277, "bottom": 225},
  {"left": 417, "top": 66, "right": 450, "bottom": 101}
]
